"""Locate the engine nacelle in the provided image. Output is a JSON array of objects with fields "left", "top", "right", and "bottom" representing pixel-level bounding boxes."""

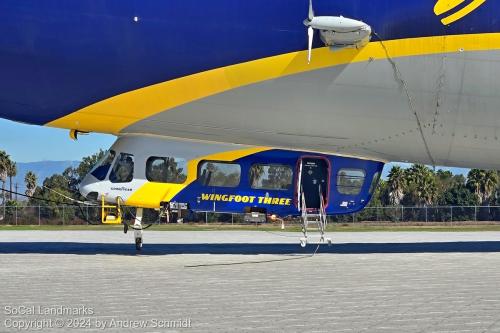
[{"left": 311, "top": 16, "right": 372, "bottom": 48}]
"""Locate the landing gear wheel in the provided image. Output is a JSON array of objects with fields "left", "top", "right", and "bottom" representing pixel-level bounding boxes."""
[
  {"left": 123, "top": 223, "right": 128, "bottom": 234},
  {"left": 300, "top": 238, "right": 307, "bottom": 248},
  {"left": 133, "top": 208, "right": 144, "bottom": 251},
  {"left": 135, "top": 237, "right": 142, "bottom": 251}
]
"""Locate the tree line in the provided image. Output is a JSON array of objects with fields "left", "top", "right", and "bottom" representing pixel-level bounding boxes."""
[
  {"left": 370, "top": 164, "right": 500, "bottom": 208},
  {"left": 0, "top": 150, "right": 37, "bottom": 205},
  {"left": 0, "top": 149, "right": 105, "bottom": 222},
  {"left": 3, "top": 147, "right": 500, "bottom": 222}
]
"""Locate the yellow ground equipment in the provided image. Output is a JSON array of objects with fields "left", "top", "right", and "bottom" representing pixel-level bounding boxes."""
[{"left": 101, "top": 196, "right": 122, "bottom": 224}]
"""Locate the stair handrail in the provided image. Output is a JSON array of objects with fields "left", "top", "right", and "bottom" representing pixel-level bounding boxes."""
[
  {"left": 319, "top": 185, "right": 327, "bottom": 231},
  {"left": 301, "top": 190, "right": 307, "bottom": 216}
]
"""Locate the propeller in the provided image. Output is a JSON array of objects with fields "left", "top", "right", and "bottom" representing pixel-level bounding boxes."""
[
  {"left": 308, "top": 0, "right": 314, "bottom": 21},
  {"left": 307, "top": 26, "right": 314, "bottom": 64},
  {"left": 306, "top": 0, "right": 315, "bottom": 64},
  {"left": 304, "top": 0, "right": 372, "bottom": 64}
]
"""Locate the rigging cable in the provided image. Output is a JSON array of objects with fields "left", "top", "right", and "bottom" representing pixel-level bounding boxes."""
[
  {"left": 4, "top": 187, "right": 324, "bottom": 264},
  {"left": 42, "top": 185, "right": 89, "bottom": 205},
  {"left": 0, "top": 188, "right": 155, "bottom": 229},
  {"left": 3, "top": 189, "right": 323, "bottom": 261},
  {"left": 1, "top": 188, "right": 86, "bottom": 206},
  {"left": 2, "top": 188, "right": 108, "bottom": 225},
  {"left": 372, "top": 31, "right": 436, "bottom": 167},
  {"left": 185, "top": 242, "right": 322, "bottom": 268},
  {"left": 116, "top": 196, "right": 155, "bottom": 230}
]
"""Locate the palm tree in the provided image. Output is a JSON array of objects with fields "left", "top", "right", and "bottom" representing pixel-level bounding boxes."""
[
  {"left": 482, "top": 171, "right": 498, "bottom": 205},
  {"left": 6, "top": 160, "right": 17, "bottom": 200},
  {"left": 25, "top": 171, "right": 37, "bottom": 197},
  {"left": 0, "top": 150, "right": 9, "bottom": 205},
  {"left": 467, "top": 169, "right": 498, "bottom": 205},
  {"left": 387, "top": 166, "right": 406, "bottom": 206},
  {"left": 406, "top": 164, "right": 437, "bottom": 206},
  {"left": 467, "top": 169, "right": 498, "bottom": 220},
  {"left": 0, "top": 151, "right": 9, "bottom": 219},
  {"left": 467, "top": 169, "right": 483, "bottom": 204}
]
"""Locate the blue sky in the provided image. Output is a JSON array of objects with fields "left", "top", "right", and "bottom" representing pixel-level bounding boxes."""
[{"left": 0, "top": 119, "right": 115, "bottom": 162}]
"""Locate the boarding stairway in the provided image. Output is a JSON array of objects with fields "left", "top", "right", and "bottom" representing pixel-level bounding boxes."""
[{"left": 299, "top": 185, "right": 332, "bottom": 247}]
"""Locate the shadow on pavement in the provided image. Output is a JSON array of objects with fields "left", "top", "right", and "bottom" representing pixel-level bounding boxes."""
[{"left": 1, "top": 241, "right": 500, "bottom": 255}]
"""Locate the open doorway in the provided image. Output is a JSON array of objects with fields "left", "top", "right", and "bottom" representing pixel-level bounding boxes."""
[{"left": 298, "top": 157, "right": 330, "bottom": 209}]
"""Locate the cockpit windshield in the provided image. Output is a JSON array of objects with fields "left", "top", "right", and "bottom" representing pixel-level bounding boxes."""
[
  {"left": 109, "top": 153, "right": 135, "bottom": 183},
  {"left": 90, "top": 150, "right": 116, "bottom": 180}
]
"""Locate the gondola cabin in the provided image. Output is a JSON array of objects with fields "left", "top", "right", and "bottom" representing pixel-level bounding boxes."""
[{"left": 80, "top": 135, "right": 384, "bottom": 217}]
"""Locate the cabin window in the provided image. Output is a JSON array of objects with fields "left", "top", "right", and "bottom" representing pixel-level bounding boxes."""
[
  {"left": 198, "top": 161, "right": 241, "bottom": 187},
  {"left": 249, "top": 164, "right": 293, "bottom": 190},
  {"left": 337, "top": 168, "right": 365, "bottom": 195},
  {"left": 369, "top": 171, "right": 380, "bottom": 194},
  {"left": 109, "top": 153, "right": 134, "bottom": 183},
  {"left": 146, "top": 157, "right": 187, "bottom": 184},
  {"left": 90, "top": 150, "right": 116, "bottom": 181}
]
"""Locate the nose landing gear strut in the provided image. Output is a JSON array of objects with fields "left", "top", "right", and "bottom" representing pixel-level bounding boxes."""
[
  {"left": 133, "top": 208, "right": 143, "bottom": 251},
  {"left": 114, "top": 198, "right": 143, "bottom": 251}
]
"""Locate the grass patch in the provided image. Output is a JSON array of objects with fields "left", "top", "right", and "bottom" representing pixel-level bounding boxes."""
[{"left": 2, "top": 223, "right": 500, "bottom": 232}]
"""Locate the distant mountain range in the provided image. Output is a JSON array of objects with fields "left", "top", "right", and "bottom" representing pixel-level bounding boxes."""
[{"left": 8, "top": 161, "right": 79, "bottom": 191}]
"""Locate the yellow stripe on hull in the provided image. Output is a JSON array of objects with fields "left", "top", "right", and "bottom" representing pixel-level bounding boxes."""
[
  {"left": 434, "top": 0, "right": 466, "bottom": 15},
  {"left": 47, "top": 33, "right": 500, "bottom": 135},
  {"left": 440, "top": 0, "right": 486, "bottom": 25}
]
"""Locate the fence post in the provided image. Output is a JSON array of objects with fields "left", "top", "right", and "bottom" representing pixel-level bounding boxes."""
[
  {"left": 425, "top": 206, "right": 428, "bottom": 223},
  {"left": 401, "top": 206, "right": 404, "bottom": 222},
  {"left": 450, "top": 206, "right": 453, "bottom": 223},
  {"left": 205, "top": 211, "right": 208, "bottom": 224},
  {"left": 38, "top": 205, "right": 41, "bottom": 226},
  {"left": 474, "top": 206, "right": 477, "bottom": 222},
  {"left": 231, "top": 213, "right": 234, "bottom": 225},
  {"left": 62, "top": 206, "right": 65, "bottom": 225},
  {"left": 15, "top": 205, "right": 18, "bottom": 226}
]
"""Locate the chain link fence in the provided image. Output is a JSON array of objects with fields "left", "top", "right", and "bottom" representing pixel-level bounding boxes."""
[{"left": 2, "top": 205, "right": 500, "bottom": 225}]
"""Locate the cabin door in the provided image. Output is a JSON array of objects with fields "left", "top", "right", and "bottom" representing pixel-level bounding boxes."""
[{"left": 298, "top": 157, "right": 329, "bottom": 210}]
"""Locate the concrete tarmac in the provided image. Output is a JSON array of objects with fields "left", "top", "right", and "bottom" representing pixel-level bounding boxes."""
[{"left": 1, "top": 230, "right": 500, "bottom": 332}]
